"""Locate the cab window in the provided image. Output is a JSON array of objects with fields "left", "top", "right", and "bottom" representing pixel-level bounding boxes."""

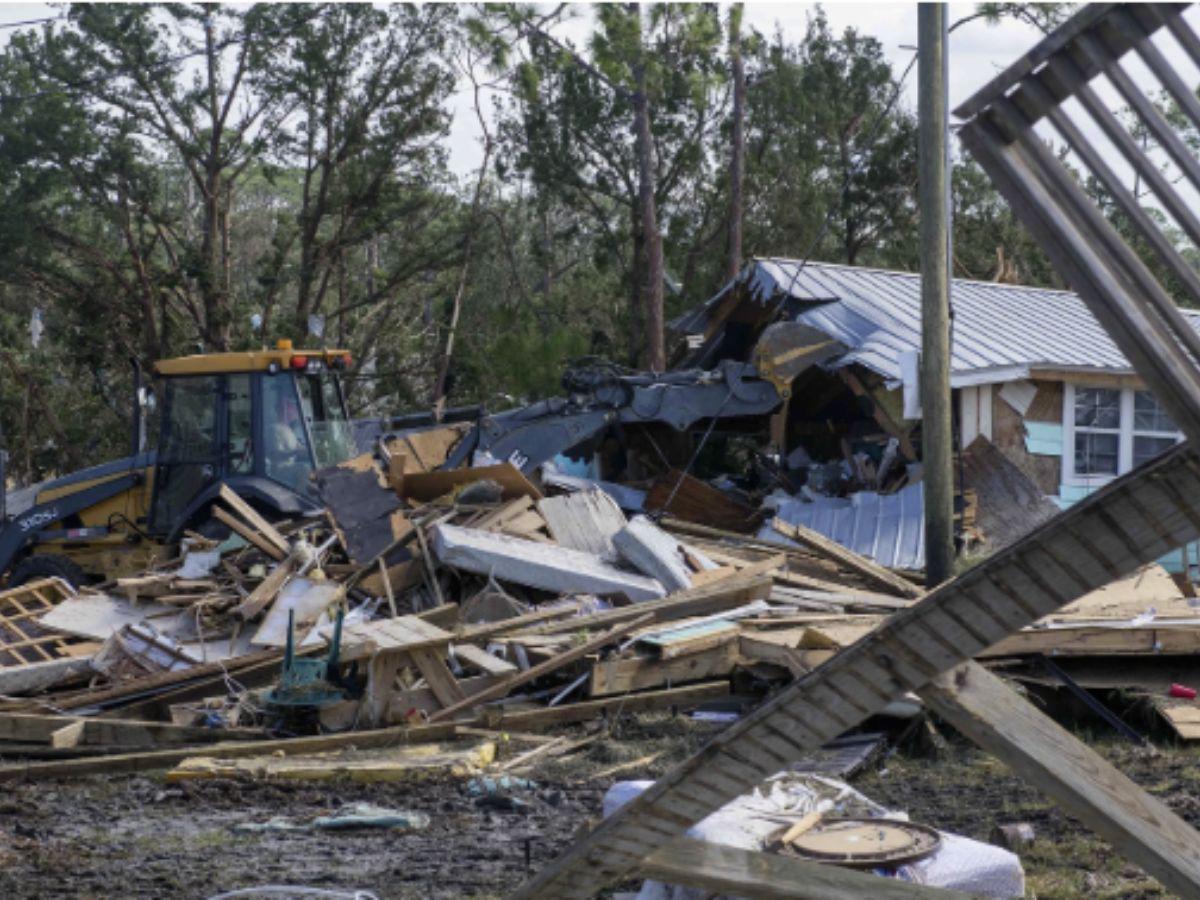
[
  {"left": 151, "top": 376, "right": 219, "bottom": 530},
  {"left": 296, "top": 372, "right": 355, "bottom": 469},
  {"left": 226, "top": 374, "right": 253, "bottom": 474},
  {"left": 262, "top": 374, "right": 313, "bottom": 494}
]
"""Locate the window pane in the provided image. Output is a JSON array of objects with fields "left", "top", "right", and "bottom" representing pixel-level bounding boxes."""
[
  {"left": 226, "top": 374, "right": 253, "bottom": 474},
  {"left": 1133, "top": 434, "right": 1178, "bottom": 468},
  {"left": 1134, "top": 391, "right": 1177, "bottom": 433},
  {"left": 262, "top": 374, "right": 313, "bottom": 494},
  {"left": 1074, "top": 431, "right": 1118, "bottom": 476},
  {"left": 1074, "top": 388, "right": 1120, "bottom": 428},
  {"left": 296, "top": 374, "right": 355, "bottom": 469}
]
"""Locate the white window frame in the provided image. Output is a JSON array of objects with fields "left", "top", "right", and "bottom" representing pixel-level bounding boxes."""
[{"left": 1062, "top": 383, "right": 1183, "bottom": 487}]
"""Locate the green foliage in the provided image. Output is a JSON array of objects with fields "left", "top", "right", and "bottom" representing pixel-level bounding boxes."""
[{"left": 0, "top": 2, "right": 1073, "bottom": 481}]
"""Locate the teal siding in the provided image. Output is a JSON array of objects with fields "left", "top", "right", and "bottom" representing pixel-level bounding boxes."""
[{"left": 1025, "top": 422, "right": 1064, "bottom": 456}]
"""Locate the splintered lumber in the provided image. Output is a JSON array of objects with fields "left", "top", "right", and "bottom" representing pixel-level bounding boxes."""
[
  {"left": 0, "top": 713, "right": 265, "bottom": 748},
  {"left": 212, "top": 507, "right": 287, "bottom": 561},
  {"left": 0, "top": 682, "right": 728, "bottom": 782},
  {"left": 920, "top": 661, "right": 1200, "bottom": 898},
  {"left": 613, "top": 515, "right": 695, "bottom": 591},
  {"left": 401, "top": 462, "right": 543, "bottom": 503},
  {"left": 591, "top": 640, "right": 739, "bottom": 697},
  {"left": 431, "top": 523, "right": 665, "bottom": 601},
  {"left": 49, "top": 647, "right": 295, "bottom": 713},
  {"left": 528, "top": 570, "right": 774, "bottom": 636},
  {"left": 452, "top": 643, "right": 518, "bottom": 676},
  {"left": 166, "top": 739, "right": 497, "bottom": 783},
  {"left": 511, "top": 443, "right": 1200, "bottom": 899},
  {"left": 0, "top": 656, "right": 94, "bottom": 696},
  {"left": 645, "top": 471, "right": 757, "bottom": 533},
  {"left": 641, "top": 838, "right": 975, "bottom": 900},
  {"left": 217, "top": 484, "right": 291, "bottom": 556},
  {"left": 456, "top": 603, "right": 583, "bottom": 642},
  {"left": 427, "top": 613, "right": 655, "bottom": 722},
  {"left": 537, "top": 489, "right": 627, "bottom": 556},
  {"left": 770, "top": 518, "right": 922, "bottom": 598},
  {"left": 234, "top": 553, "right": 297, "bottom": 619}
]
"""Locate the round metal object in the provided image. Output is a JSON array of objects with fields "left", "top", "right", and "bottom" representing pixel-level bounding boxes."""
[{"left": 783, "top": 817, "right": 941, "bottom": 867}]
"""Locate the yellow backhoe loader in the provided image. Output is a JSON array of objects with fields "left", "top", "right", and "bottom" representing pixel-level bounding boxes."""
[{"left": 0, "top": 340, "right": 357, "bottom": 587}]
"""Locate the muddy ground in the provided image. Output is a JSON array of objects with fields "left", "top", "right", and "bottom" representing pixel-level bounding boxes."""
[{"left": 1, "top": 713, "right": 1198, "bottom": 899}]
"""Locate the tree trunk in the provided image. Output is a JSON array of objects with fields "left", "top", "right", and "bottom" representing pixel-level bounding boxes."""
[
  {"left": 432, "top": 71, "right": 495, "bottom": 421},
  {"left": 632, "top": 20, "right": 665, "bottom": 373},
  {"left": 726, "top": 5, "right": 746, "bottom": 284}
]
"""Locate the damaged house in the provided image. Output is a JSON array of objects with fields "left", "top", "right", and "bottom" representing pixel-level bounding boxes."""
[{"left": 675, "top": 257, "right": 1197, "bottom": 572}]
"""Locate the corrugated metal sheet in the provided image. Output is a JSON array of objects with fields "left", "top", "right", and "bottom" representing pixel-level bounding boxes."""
[
  {"left": 759, "top": 481, "right": 926, "bottom": 570},
  {"left": 679, "top": 258, "right": 1200, "bottom": 385}
]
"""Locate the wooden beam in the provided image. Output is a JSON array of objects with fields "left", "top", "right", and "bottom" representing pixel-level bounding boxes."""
[
  {"left": 212, "top": 507, "right": 286, "bottom": 562},
  {"left": 427, "top": 614, "right": 654, "bottom": 722},
  {"left": 523, "top": 571, "right": 774, "bottom": 637},
  {"left": 919, "top": 661, "right": 1200, "bottom": 897},
  {"left": 217, "top": 484, "right": 291, "bottom": 556},
  {"left": 770, "top": 518, "right": 923, "bottom": 598},
  {"left": 0, "top": 682, "right": 729, "bottom": 782},
  {"left": 641, "top": 837, "right": 977, "bottom": 899},
  {"left": 0, "top": 713, "right": 265, "bottom": 748},
  {"left": 590, "top": 641, "right": 739, "bottom": 697}
]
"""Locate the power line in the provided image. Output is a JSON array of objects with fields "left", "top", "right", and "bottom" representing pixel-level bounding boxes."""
[{"left": 0, "top": 15, "right": 63, "bottom": 31}]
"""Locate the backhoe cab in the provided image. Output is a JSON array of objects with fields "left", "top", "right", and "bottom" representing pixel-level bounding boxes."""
[{"left": 0, "top": 340, "right": 356, "bottom": 588}]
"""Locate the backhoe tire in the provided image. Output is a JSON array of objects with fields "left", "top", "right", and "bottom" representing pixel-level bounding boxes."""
[{"left": 9, "top": 554, "right": 88, "bottom": 590}]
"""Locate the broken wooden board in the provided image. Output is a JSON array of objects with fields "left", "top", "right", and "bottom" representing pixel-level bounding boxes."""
[
  {"left": 636, "top": 619, "right": 741, "bottom": 660},
  {"left": 451, "top": 643, "right": 518, "bottom": 677},
  {"left": 427, "top": 614, "right": 654, "bottom": 722},
  {"left": 526, "top": 571, "right": 774, "bottom": 637},
  {"left": 166, "top": 740, "right": 496, "bottom": 783},
  {"left": 511, "top": 442, "right": 1200, "bottom": 898},
  {"left": 401, "top": 463, "right": 542, "bottom": 504},
  {"left": 217, "top": 484, "right": 291, "bottom": 556},
  {"left": 1155, "top": 702, "right": 1200, "bottom": 741},
  {"left": 981, "top": 626, "right": 1200, "bottom": 657},
  {"left": 431, "top": 523, "right": 665, "bottom": 601},
  {"left": 337, "top": 615, "right": 454, "bottom": 662},
  {"left": 961, "top": 435, "right": 1060, "bottom": 552},
  {"left": 384, "top": 423, "right": 471, "bottom": 474},
  {"left": 537, "top": 489, "right": 627, "bottom": 556},
  {"left": 0, "top": 683, "right": 729, "bottom": 781},
  {"left": 645, "top": 470, "right": 757, "bottom": 533},
  {"left": 591, "top": 641, "right": 739, "bottom": 697},
  {"left": 0, "top": 713, "right": 264, "bottom": 748},
  {"left": 0, "top": 656, "right": 95, "bottom": 696}
]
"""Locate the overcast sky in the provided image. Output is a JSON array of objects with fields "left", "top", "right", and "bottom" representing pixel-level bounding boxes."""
[{"left": 441, "top": 2, "right": 1053, "bottom": 175}]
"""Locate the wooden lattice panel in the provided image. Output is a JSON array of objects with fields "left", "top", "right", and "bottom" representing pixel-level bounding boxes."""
[{"left": 0, "top": 578, "right": 89, "bottom": 666}]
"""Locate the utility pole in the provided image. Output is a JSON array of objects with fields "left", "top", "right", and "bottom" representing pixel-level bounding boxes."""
[{"left": 919, "top": 3, "right": 955, "bottom": 586}]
